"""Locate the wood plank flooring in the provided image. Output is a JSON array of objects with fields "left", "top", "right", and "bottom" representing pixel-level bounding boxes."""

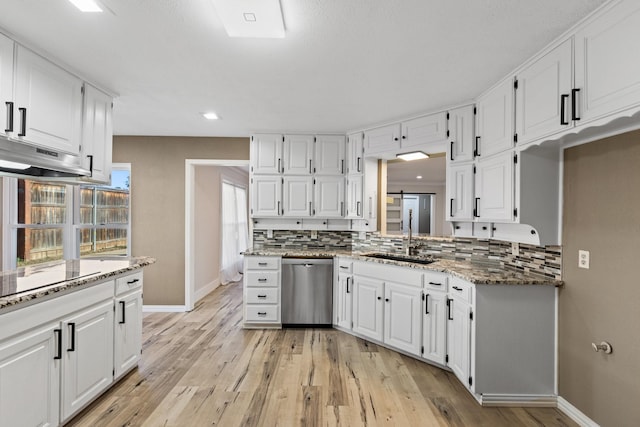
[{"left": 67, "top": 281, "right": 577, "bottom": 426}]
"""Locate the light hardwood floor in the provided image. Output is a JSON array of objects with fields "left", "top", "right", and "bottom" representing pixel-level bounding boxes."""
[{"left": 68, "top": 281, "right": 576, "bottom": 427}]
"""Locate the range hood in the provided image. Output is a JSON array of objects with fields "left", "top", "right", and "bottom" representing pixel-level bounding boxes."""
[{"left": 0, "top": 137, "right": 91, "bottom": 178}]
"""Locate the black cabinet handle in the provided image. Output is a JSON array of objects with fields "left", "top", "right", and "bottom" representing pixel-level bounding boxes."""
[
  {"left": 257, "top": 312, "right": 267, "bottom": 316},
  {"left": 450, "top": 141, "right": 454, "bottom": 161},
  {"left": 258, "top": 278, "right": 267, "bottom": 282},
  {"left": 453, "top": 286, "right": 463, "bottom": 291},
  {"left": 258, "top": 262, "right": 268, "bottom": 266},
  {"left": 402, "top": 135, "right": 406, "bottom": 139},
  {"left": 277, "top": 158, "right": 281, "bottom": 173},
  {"left": 346, "top": 277, "right": 350, "bottom": 293},
  {"left": 278, "top": 201, "right": 281, "bottom": 216},
  {"left": 309, "top": 159, "right": 312, "bottom": 174},
  {"left": 18, "top": 107, "right": 26, "bottom": 137},
  {"left": 87, "top": 155, "right": 94, "bottom": 175},
  {"left": 257, "top": 294, "right": 267, "bottom": 298},
  {"left": 341, "top": 159, "right": 344, "bottom": 174},
  {"left": 425, "top": 294, "right": 430, "bottom": 314},
  {"left": 54, "top": 329, "right": 62, "bottom": 360},
  {"left": 428, "top": 281, "right": 441, "bottom": 286},
  {"left": 119, "top": 301, "right": 126, "bottom": 324},
  {"left": 447, "top": 298, "right": 453, "bottom": 320},
  {"left": 377, "top": 296, "right": 381, "bottom": 300},
  {"left": 127, "top": 279, "right": 139, "bottom": 285},
  {"left": 394, "top": 137, "right": 399, "bottom": 141},
  {"left": 474, "top": 136, "right": 480, "bottom": 157},
  {"left": 450, "top": 198, "right": 454, "bottom": 217},
  {"left": 385, "top": 298, "right": 390, "bottom": 302},
  {"left": 357, "top": 157, "right": 361, "bottom": 173},
  {"left": 571, "top": 88, "right": 581, "bottom": 121},
  {"left": 67, "top": 323, "right": 76, "bottom": 352},
  {"left": 5, "top": 101, "right": 13, "bottom": 132},
  {"left": 357, "top": 201, "right": 361, "bottom": 217},
  {"left": 473, "top": 197, "right": 480, "bottom": 218},
  {"left": 560, "top": 94, "right": 569, "bottom": 125}
]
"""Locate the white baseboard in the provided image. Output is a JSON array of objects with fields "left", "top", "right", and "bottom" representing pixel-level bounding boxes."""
[
  {"left": 142, "top": 305, "right": 188, "bottom": 313},
  {"left": 479, "top": 394, "right": 557, "bottom": 407},
  {"left": 194, "top": 279, "right": 220, "bottom": 302},
  {"left": 557, "top": 396, "right": 600, "bottom": 427}
]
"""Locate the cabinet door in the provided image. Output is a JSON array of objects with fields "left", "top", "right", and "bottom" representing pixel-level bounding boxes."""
[
  {"left": 61, "top": 300, "right": 114, "bottom": 422},
  {"left": 383, "top": 282, "right": 422, "bottom": 356},
  {"left": 251, "top": 134, "right": 283, "bottom": 175},
  {"left": 314, "top": 176, "right": 345, "bottom": 218},
  {"left": 475, "top": 151, "right": 514, "bottom": 222},
  {"left": 0, "top": 34, "right": 13, "bottom": 139},
  {"left": 335, "top": 274, "right": 352, "bottom": 330},
  {"left": 0, "top": 323, "right": 60, "bottom": 427},
  {"left": 251, "top": 176, "right": 282, "bottom": 217},
  {"left": 575, "top": 0, "right": 640, "bottom": 124},
  {"left": 283, "top": 135, "right": 314, "bottom": 175},
  {"left": 347, "top": 132, "right": 364, "bottom": 174},
  {"left": 282, "top": 176, "right": 313, "bottom": 217},
  {"left": 446, "top": 163, "right": 474, "bottom": 220},
  {"left": 476, "top": 78, "right": 514, "bottom": 158},
  {"left": 447, "top": 297, "right": 472, "bottom": 389},
  {"left": 515, "top": 39, "right": 573, "bottom": 145},
  {"left": 400, "top": 112, "right": 447, "bottom": 150},
  {"left": 346, "top": 174, "right": 363, "bottom": 218},
  {"left": 364, "top": 124, "right": 401, "bottom": 156},
  {"left": 352, "top": 276, "right": 384, "bottom": 342},
  {"left": 114, "top": 290, "right": 142, "bottom": 380},
  {"left": 315, "top": 135, "right": 345, "bottom": 175},
  {"left": 81, "top": 84, "right": 113, "bottom": 184},
  {"left": 14, "top": 46, "right": 83, "bottom": 155},
  {"left": 422, "top": 291, "right": 447, "bottom": 365},
  {"left": 447, "top": 105, "right": 475, "bottom": 163}
]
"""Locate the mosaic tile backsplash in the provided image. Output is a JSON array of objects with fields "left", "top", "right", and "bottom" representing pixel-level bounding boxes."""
[{"left": 252, "top": 230, "right": 562, "bottom": 280}]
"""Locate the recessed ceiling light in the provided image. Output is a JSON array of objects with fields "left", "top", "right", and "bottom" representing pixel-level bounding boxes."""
[
  {"left": 396, "top": 151, "right": 429, "bottom": 161},
  {"left": 68, "top": 0, "right": 103, "bottom": 12},
  {"left": 202, "top": 112, "right": 219, "bottom": 120},
  {"left": 212, "top": 0, "right": 285, "bottom": 38},
  {"left": 416, "top": 175, "right": 423, "bottom": 179}
]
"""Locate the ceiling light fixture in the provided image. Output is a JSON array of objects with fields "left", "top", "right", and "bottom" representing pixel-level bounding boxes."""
[
  {"left": 202, "top": 112, "right": 219, "bottom": 120},
  {"left": 68, "top": 0, "right": 103, "bottom": 12},
  {"left": 212, "top": 0, "right": 285, "bottom": 38},
  {"left": 396, "top": 151, "right": 429, "bottom": 161},
  {"left": 416, "top": 175, "right": 423, "bottom": 179}
]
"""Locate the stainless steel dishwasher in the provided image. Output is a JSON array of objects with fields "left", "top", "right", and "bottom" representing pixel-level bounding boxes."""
[{"left": 281, "top": 258, "right": 333, "bottom": 326}]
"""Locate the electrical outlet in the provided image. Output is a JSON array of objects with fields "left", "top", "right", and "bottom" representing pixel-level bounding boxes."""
[
  {"left": 311, "top": 230, "right": 318, "bottom": 239},
  {"left": 511, "top": 242, "right": 519, "bottom": 257},
  {"left": 578, "top": 250, "right": 590, "bottom": 269}
]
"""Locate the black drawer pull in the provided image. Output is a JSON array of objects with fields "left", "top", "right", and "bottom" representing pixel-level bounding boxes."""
[
  {"left": 425, "top": 294, "right": 430, "bottom": 314},
  {"left": 67, "top": 323, "right": 76, "bottom": 352},
  {"left": 119, "top": 301, "right": 126, "bottom": 324},
  {"left": 453, "top": 286, "right": 463, "bottom": 291},
  {"left": 257, "top": 312, "right": 267, "bottom": 316},
  {"left": 571, "top": 88, "right": 581, "bottom": 121},
  {"left": 54, "top": 329, "right": 62, "bottom": 360},
  {"left": 560, "top": 94, "right": 569, "bottom": 125},
  {"left": 258, "top": 278, "right": 268, "bottom": 282},
  {"left": 258, "top": 262, "right": 268, "bottom": 266},
  {"left": 428, "top": 281, "right": 442, "bottom": 286},
  {"left": 127, "top": 279, "right": 139, "bottom": 285},
  {"left": 257, "top": 294, "right": 267, "bottom": 298},
  {"left": 447, "top": 298, "right": 453, "bottom": 320},
  {"left": 339, "top": 266, "right": 349, "bottom": 269},
  {"left": 5, "top": 101, "right": 13, "bottom": 132},
  {"left": 18, "top": 107, "right": 26, "bottom": 137}
]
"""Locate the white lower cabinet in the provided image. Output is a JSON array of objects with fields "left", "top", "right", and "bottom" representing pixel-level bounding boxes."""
[
  {"left": 335, "top": 273, "right": 352, "bottom": 330},
  {"left": 0, "top": 322, "right": 60, "bottom": 427},
  {"left": 243, "top": 256, "right": 281, "bottom": 327},
  {"left": 351, "top": 276, "right": 384, "bottom": 341},
  {"left": 383, "top": 282, "right": 422, "bottom": 356},
  {"left": 421, "top": 273, "right": 448, "bottom": 366},
  {"left": 114, "top": 290, "right": 143, "bottom": 380},
  {"left": 61, "top": 299, "right": 114, "bottom": 422},
  {"left": 446, "top": 283, "right": 473, "bottom": 389}
]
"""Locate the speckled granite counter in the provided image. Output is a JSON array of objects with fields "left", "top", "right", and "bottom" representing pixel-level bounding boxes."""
[
  {"left": 243, "top": 249, "right": 562, "bottom": 286},
  {"left": 0, "top": 256, "right": 156, "bottom": 311}
]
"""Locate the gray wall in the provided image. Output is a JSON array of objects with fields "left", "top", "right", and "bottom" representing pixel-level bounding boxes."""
[{"left": 560, "top": 129, "right": 640, "bottom": 426}]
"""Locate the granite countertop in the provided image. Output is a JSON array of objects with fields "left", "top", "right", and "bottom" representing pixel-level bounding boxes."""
[
  {"left": 243, "top": 249, "right": 562, "bottom": 286},
  {"left": 0, "top": 256, "right": 156, "bottom": 311}
]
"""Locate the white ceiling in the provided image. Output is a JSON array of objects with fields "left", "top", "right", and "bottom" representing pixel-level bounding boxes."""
[{"left": 0, "top": 0, "right": 607, "bottom": 138}]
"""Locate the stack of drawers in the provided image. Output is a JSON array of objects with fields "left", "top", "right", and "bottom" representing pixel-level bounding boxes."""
[{"left": 243, "top": 256, "right": 281, "bottom": 327}]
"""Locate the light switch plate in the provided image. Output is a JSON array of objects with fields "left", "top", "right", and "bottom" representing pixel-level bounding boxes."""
[
  {"left": 578, "top": 250, "right": 590, "bottom": 269},
  {"left": 511, "top": 242, "right": 519, "bottom": 257},
  {"left": 311, "top": 230, "right": 318, "bottom": 239}
]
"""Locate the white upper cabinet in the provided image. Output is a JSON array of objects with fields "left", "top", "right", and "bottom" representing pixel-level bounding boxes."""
[
  {"left": 314, "top": 175, "right": 345, "bottom": 218},
  {"left": 251, "top": 175, "right": 282, "bottom": 217},
  {"left": 474, "top": 151, "right": 515, "bottom": 222},
  {"left": 346, "top": 174, "right": 363, "bottom": 218},
  {"left": 282, "top": 176, "right": 313, "bottom": 217},
  {"left": 515, "top": 39, "right": 573, "bottom": 145},
  {"left": 400, "top": 112, "right": 447, "bottom": 151},
  {"left": 283, "top": 134, "right": 314, "bottom": 175},
  {"left": 0, "top": 34, "right": 13, "bottom": 139},
  {"left": 314, "top": 135, "right": 345, "bottom": 175},
  {"left": 574, "top": 0, "right": 640, "bottom": 124},
  {"left": 475, "top": 78, "right": 514, "bottom": 158},
  {"left": 14, "top": 46, "right": 83, "bottom": 155},
  {"left": 447, "top": 163, "right": 474, "bottom": 221},
  {"left": 251, "top": 134, "right": 283, "bottom": 175},
  {"left": 447, "top": 105, "right": 475, "bottom": 163},
  {"left": 347, "top": 132, "right": 364, "bottom": 174},
  {"left": 81, "top": 84, "right": 113, "bottom": 184},
  {"left": 364, "top": 123, "right": 401, "bottom": 157}
]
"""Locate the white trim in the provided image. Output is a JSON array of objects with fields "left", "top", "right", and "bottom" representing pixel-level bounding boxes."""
[
  {"left": 479, "top": 394, "right": 557, "bottom": 407},
  {"left": 185, "top": 159, "right": 249, "bottom": 312},
  {"left": 194, "top": 279, "right": 220, "bottom": 302},
  {"left": 557, "top": 396, "right": 600, "bottom": 427},
  {"left": 142, "top": 305, "right": 188, "bottom": 313}
]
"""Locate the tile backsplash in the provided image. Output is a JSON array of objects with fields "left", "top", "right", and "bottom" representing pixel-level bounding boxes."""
[{"left": 252, "top": 230, "right": 562, "bottom": 280}]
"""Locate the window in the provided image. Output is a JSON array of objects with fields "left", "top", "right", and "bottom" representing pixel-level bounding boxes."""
[{"left": 2, "top": 165, "right": 131, "bottom": 269}]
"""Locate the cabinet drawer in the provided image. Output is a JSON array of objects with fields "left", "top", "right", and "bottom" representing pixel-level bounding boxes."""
[
  {"left": 246, "top": 288, "right": 279, "bottom": 304},
  {"left": 424, "top": 272, "right": 448, "bottom": 291},
  {"left": 337, "top": 258, "right": 353, "bottom": 273},
  {"left": 245, "top": 271, "right": 279, "bottom": 287},
  {"left": 115, "top": 272, "right": 143, "bottom": 295},
  {"left": 245, "top": 305, "right": 279, "bottom": 322},
  {"left": 449, "top": 277, "right": 473, "bottom": 304},
  {"left": 245, "top": 257, "right": 280, "bottom": 270}
]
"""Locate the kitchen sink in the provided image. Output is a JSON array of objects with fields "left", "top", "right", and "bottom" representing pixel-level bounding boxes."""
[{"left": 362, "top": 253, "right": 436, "bottom": 265}]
